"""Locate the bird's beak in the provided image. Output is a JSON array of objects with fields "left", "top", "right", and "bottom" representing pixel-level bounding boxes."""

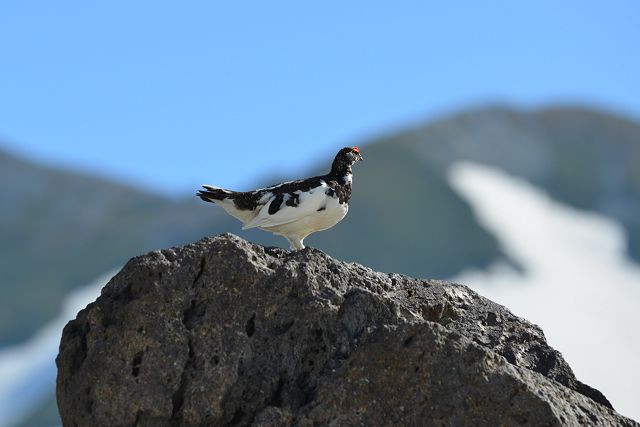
[{"left": 357, "top": 153, "right": 364, "bottom": 162}]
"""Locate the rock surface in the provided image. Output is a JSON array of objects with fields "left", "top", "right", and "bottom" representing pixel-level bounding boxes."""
[{"left": 57, "top": 234, "right": 637, "bottom": 426}]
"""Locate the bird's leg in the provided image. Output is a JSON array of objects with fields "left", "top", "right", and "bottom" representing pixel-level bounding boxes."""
[{"left": 287, "top": 237, "right": 305, "bottom": 251}]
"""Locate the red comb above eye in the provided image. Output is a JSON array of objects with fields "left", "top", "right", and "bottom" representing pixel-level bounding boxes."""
[{"left": 353, "top": 146, "right": 360, "bottom": 153}]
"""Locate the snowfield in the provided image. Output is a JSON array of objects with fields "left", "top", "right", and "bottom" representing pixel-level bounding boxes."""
[{"left": 449, "top": 161, "right": 640, "bottom": 421}]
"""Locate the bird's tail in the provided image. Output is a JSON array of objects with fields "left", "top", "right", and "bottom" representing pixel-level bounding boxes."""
[{"left": 197, "top": 185, "right": 234, "bottom": 203}]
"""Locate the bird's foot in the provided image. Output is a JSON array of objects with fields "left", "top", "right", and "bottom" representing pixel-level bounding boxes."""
[{"left": 287, "top": 237, "right": 305, "bottom": 251}]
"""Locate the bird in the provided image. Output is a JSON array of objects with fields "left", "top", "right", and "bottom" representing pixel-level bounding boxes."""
[{"left": 197, "top": 146, "right": 363, "bottom": 250}]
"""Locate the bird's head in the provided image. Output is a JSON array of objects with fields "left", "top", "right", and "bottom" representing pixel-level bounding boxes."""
[
  {"left": 331, "top": 146, "right": 363, "bottom": 176},
  {"left": 337, "top": 146, "right": 364, "bottom": 163}
]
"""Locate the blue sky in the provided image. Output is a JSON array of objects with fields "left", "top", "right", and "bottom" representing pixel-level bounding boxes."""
[{"left": 1, "top": 1, "right": 638, "bottom": 195}]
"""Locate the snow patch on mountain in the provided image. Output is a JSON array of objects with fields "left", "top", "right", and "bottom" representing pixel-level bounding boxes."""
[{"left": 448, "top": 161, "right": 640, "bottom": 422}]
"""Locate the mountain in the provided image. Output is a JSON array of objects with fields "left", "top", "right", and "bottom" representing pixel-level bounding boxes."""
[
  {"left": 308, "top": 106, "right": 640, "bottom": 274},
  {"left": 0, "top": 150, "right": 233, "bottom": 346},
  {"left": 408, "top": 106, "right": 640, "bottom": 259},
  {"left": 3, "top": 105, "right": 639, "bottom": 346},
  {"left": 2, "top": 104, "right": 639, "bottom": 426}
]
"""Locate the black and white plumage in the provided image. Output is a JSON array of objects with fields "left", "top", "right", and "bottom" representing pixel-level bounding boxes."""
[{"left": 197, "top": 147, "right": 363, "bottom": 250}]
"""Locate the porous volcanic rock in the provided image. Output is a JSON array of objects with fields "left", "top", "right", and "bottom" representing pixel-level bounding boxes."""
[{"left": 56, "top": 234, "right": 637, "bottom": 426}]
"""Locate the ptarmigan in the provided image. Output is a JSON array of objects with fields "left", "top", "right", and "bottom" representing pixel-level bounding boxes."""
[{"left": 197, "top": 146, "right": 363, "bottom": 250}]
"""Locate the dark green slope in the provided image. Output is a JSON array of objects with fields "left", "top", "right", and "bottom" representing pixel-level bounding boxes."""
[
  {"left": 0, "top": 150, "right": 240, "bottom": 345},
  {"left": 14, "top": 397, "right": 59, "bottom": 427}
]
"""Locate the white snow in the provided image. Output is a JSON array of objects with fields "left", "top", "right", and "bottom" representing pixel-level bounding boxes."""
[
  {"left": 0, "top": 270, "right": 116, "bottom": 427},
  {"left": 448, "top": 161, "right": 640, "bottom": 422}
]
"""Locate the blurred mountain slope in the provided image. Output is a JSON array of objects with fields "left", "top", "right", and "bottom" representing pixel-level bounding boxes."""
[
  {"left": 3, "top": 105, "right": 639, "bottom": 348},
  {"left": 13, "top": 398, "right": 57, "bottom": 427},
  {"left": 0, "top": 149, "right": 238, "bottom": 346},
  {"left": 388, "top": 106, "right": 640, "bottom": 259},
  {"left": 309, "top": 106, "right": 640, "bottom": 278}
]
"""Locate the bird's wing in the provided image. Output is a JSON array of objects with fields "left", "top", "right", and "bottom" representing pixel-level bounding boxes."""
[{"left": 242, "top": 182, "right": 329, "bottom": 230}]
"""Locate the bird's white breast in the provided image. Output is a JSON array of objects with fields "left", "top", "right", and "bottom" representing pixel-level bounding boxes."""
[
  {"left": 307, "top": 195, "right": 348, "bottom": 231},
  {"left": 259, "top": 190, "right": 348, "bottom": 239}
]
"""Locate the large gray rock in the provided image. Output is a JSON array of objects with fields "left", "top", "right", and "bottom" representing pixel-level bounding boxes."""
[{"left": 56, "top": 234, "right": 637, "bottom": 426}]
